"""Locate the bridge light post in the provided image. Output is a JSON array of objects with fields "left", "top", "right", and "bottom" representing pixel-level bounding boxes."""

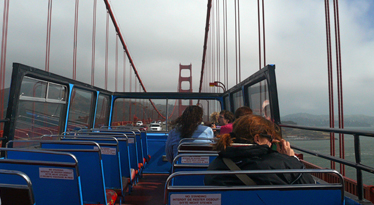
[{"left": 209, "top": 81, "right": 226, "bottom": 92}]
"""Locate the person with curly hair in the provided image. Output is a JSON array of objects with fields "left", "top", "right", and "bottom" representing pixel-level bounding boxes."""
[
  {"left": 165, "top": 105, "right": 214, "bottom": 163},
  {"left": 204, "top": 114, "right": 314, "bottom": 185}
]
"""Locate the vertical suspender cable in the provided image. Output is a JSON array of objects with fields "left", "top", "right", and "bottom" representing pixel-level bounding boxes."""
[
  {"left": 91, "top": 0, "right": 97, "bottom": 86},
  {"left": 123, "top": 52, "right": 126, "bottom": 92},
  {"left": 72, "top": 0, "right": 79, "bottom": 80},
  {"left": 234, "top": 0, "right": 238, "bottom": 84},
  {"left": 212, "top": 5, "right": 215, "bottom": 93},
  {"left": 223, "top": 0, "right": 226, "bottom": 87},
  {"left": 257, "top": 0, "right": 262, "bottom": 70},
  {"left": 262, "top": 0, "right": 266, "bottom": 66},
  {"left": 129, "top": 65, "right": 132, "bottom": 121},
  {"left": 324, "top": 0, "right": 335, "bottom": 170},
  {"left": 113, "top": 35, "right": 118, "bottom": 122},
  {"left": 45, "top": 0, "right": 53, "bottom": 72},
  {"left": 123, "top": 53, "right": 126, "bottom": 122},
  {"left": 0, "top": 0, "right": 9, "bottom": 120},
  {"left": 115, "top": 35, "right": 118, "bottom": 92},
  {"left": 105, "top": 12, "right": 109, "bottom": 90},
  {"left": 217, "top": 0, "right": 220, "bottom": 85},
  {"left": 225, "top": 0, "right": 228, "bottom": 87},
  {"left": 333, "top": 0, "right": 345, "bottom": 176},
  {"left": 237, "top": 0, "right": 242, "bottom": 82}
]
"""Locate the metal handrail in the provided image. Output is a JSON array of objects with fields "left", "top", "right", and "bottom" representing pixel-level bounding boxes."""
[
  {"left": 0, "top": 169, "right": 35, "bottom": 204},
  {"left": 279, "top": 123, "right": 374, "bottom": 201},
  {"left": 164, "top": 169, "right": 344, "bottom": 204}
]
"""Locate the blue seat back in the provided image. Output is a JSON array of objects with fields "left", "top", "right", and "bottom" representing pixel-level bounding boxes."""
[
  {"left": 75, "top": 132, "right": 138, "bottom": 176},
  {"left": 172, "top": 154, "right": 218, "bottom": 186},
  {"left": 165, "top": 170, "right": 345, "bottom": 205},
  {"left": 1, "top": 148, "right": 83, "bottom": 205},
  {"left": 143, "top": 132, "right": 170, "bottom": 173},
  {"left": 61, "top": 137, "right": 123, "bottom": 192},
  {"left": 40, "top": 141, "right": 107, "bottom": 205}
]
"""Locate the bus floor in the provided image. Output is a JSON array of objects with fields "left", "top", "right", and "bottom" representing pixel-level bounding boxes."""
[{"left": 119, "top": 174, "right": 169, "bottom": 205}]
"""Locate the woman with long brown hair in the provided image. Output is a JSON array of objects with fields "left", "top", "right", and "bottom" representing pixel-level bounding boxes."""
[
  {"left": 204, "top": 114, "right": 314, "bottom": 185},
  {"left": 165, "top": 105, "right": 214, "bottom": 163}
]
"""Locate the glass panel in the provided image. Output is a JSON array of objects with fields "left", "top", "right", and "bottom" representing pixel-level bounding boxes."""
[
  {"left": 247, "top": 80, "right": 270, "bottom": 120},
  {"left": 111, "top": 98, "right": 221, "bottom": 132},
  {"left": 20, "top": 77, "right": 47, "bottom": 99},
  {"left": 94, "top": 94, "right": 110, "bottom": 128},
  {"left": 67, "top": 88, "right": 93, "bottom": 131},
  {"left": 15, "top": 101, "right": 63, "bottom": 139},
  {"left": 112, "top": 98, "right": 132, "bottom": 126},
  {"left": 232, "top": 90, "right": 243, "bottom": 111},
  {"left": 47, "top": 82, "right": 66, "bottom": 101}
]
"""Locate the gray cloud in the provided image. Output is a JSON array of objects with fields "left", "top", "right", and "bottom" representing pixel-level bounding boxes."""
[{"left": 2, "top": 0, "right": 374, "bottom": 117}]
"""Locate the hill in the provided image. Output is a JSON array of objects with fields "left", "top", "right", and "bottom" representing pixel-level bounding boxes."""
[{"left": 281, "top": 113, "right": 374, "bottom": 127}]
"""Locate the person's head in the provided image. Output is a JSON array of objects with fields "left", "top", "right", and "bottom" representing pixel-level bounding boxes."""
[
  {"left": 218, "top": 110, "right": 235, "bottom": 126},
  {"left": 234, "top": 106, "right": 253, "bottom": 119},
  {"left": 209, "top": 112, "right": 220, "bottom": 125},
  {"left": 173, "top": 105, "right": 203, "bottom": 138},
  {"left": 214, "top": 115, "right": 281, "bottom": 151}
]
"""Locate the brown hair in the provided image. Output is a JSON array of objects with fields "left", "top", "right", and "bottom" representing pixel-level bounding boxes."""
[
  {"left": 219, "top": 110, "right": 235, "bottom": 123},
  {"left": 214, "top": 115, "right": 282, "bottom": 151},
  {"left": 171, "top": 105, "right": 203, "bottom": 139},
  {"left": 234, "top": 106, "right": 253, "bottom": 119}
]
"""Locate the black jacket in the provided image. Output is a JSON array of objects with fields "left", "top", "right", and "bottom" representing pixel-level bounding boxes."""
[{"left": 204, "top": 144, "right": 315, "bottom": 186}]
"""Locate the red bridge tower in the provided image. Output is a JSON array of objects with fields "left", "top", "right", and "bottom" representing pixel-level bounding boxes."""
[{"left": 178, "top": 64, "right": 193, "bottom": 116}]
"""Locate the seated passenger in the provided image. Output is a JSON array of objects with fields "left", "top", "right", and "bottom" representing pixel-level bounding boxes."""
[
  {"left": 218, "top": 110, "right": 235, "bottom": 135},
  {"left": 234, "top": 106, "right": 253, "bottom": 119},
  {"left": 165, "top": 105, "right": 214, "bottom": 163},
  {"left": 204, "top": 115, "right": 315, "bottom": 185}
]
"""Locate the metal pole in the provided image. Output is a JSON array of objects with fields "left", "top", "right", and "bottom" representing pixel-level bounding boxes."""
[{"left": 354, "top": 134, "right": 363, "bottom": 201}]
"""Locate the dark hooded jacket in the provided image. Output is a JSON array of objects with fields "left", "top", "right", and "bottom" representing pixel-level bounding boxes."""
[{"left": 204, "top": 144, "right": 315, "bottom": 186}]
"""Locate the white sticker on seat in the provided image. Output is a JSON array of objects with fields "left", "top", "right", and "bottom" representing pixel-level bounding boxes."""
[
  {"left": 170, "top": 194, "right": 221, "bottom": 205},
  {"left": 181, "top": 156, "right": 209, "bottom": 164},
  {"left": 39, "top": 168, "right": 74, "bottom": 180},
  {"left": 94, "top": 146, "right": 116, "bottom": 155}
]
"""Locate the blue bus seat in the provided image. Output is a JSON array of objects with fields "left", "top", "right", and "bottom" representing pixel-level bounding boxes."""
[
  {"left": 164, "top": 170, "right": 345, "bottom": 205},
  {"left": 40, "top": 140, "right": 116, "bottom": 205},
  {"left": 143, "top": 132, "right": 170, "bottom": 173},
  {"left": 0, "top": 148, "right": 83, "bottom": 205},
  {"left": 171, "top": 153, "right": 218, "bottom": 186},
  {"left": 61, "top": 137, "right": 126, "bottom": 197},
  {"left": 63, "top": 134, "right": 136, "bottom": 189},
  {"left": 0, "top": 169, "right": 35, "bottom": 205},
  {"left": 82, "top": 129, "right": 145, "bottom": 175}
]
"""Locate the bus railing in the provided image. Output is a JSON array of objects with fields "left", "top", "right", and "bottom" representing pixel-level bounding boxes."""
[{"left": 279, "top": 123, "right": 374, "bottom": 202}]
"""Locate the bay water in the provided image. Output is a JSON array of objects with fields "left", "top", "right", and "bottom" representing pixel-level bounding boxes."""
[{"left": 288, "top": 134, "right": 374, "bottom": 186}]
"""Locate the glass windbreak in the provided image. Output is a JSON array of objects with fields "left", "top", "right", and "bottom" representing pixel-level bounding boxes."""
[
  {"left": 232, "top": 90, "right": 243, "bottom": 111},
  {"left": 247, "top": 80, "right": 270, "bottom": 120},
  {"left": 94, "top": 94, "right": 110, "bottom": 128},
  {"left": 111, "top": 98, "right": 221, "bottom": 132},
  {"left": 19, "top": 77, "right": 47, "bottom": 99},
  {"left": 48, "top": 82, "right": 66, "bottom": 101},
  {"left": 67, "top": 88, "right": 93, "bottom": 131},
  {"left": 15, "top": 77, "right": 67, "bottom": 139}
]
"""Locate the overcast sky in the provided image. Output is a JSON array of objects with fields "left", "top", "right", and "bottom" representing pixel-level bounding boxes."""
[{"left": 2, "top": 0, "right": 374, "bottom": 117}]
